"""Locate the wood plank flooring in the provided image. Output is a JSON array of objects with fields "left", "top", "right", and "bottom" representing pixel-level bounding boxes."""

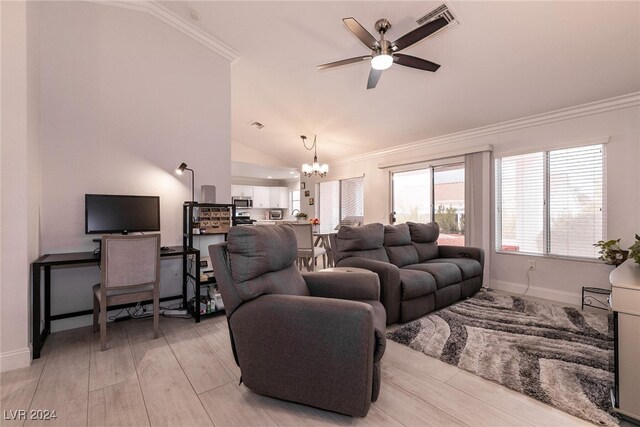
[{"left": 1, "top": 312, "right": 602, "bottom": 427}]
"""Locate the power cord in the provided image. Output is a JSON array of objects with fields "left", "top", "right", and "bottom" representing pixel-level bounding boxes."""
[{"left": 521, "top": 267, "right": 532, "bottom": 296}]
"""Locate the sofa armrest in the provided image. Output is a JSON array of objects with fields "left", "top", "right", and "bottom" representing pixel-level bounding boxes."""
[
  {"left": 438, "top": 245, "right": 485, "bottom": 268},
  {"left": 335, "top": 257, "right": 401, "bottom": 324},
  {"left": 302, "top": 270, "right": 380, "bottom": 301},
  {"left": 230, "top": 294, "right": 374, "bottom": 417}
]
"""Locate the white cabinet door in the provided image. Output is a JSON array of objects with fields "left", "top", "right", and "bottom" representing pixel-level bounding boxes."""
[
  {"left": 253, "top": 186, "right": 270, "bottom": 208},
  {"left": 269, "top": 187, "right": 288, "bottom": 209},
  {"left": 232, "top": 185, "right": 253, "bottom": 197}
]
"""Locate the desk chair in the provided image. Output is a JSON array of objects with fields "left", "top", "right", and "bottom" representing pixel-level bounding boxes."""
[
  {"left": 92, "top": 234, "right": 161, "bottom": 351},
  {"left": 288, "top": 223, "right": 326, "bottom": 271}
]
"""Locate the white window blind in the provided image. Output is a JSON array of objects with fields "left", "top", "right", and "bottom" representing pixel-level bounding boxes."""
[
  {"left": 497, "top": 152, "right": 545, "bottom": 253},
  {"left": 548, "top": 145, "right": 603, "bottom": 258},
  {"left": 496, "top": 144, "right": 604, "bottom": 258},
  {"left": 340, "top": 177, "right": 364, "bottom": 222},
  {"left": 319, "top": 180, "right": 340, "bottom": 232}
]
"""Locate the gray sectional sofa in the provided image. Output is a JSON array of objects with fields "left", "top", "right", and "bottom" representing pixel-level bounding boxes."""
[{"left": 330, "top": 222, "right": 484, "bottom": 324}]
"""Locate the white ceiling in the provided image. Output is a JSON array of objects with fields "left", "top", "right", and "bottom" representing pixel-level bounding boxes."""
[{"left": 162, "top": 1, "right": 640, "bottom": 168}]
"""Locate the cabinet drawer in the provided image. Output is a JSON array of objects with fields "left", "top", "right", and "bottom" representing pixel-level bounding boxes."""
[{"left": 611, "top": 287, "right": 640, "bottom": 316}]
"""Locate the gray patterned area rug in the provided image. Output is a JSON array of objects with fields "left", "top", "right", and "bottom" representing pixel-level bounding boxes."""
[{"left": 387, "top": 290, "right": 617, "bottom": 426}]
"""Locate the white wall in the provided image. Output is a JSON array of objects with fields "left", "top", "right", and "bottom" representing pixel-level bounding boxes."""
[
  {"left": 325, "top": 96, "right": 640, "bottom": 304},
  {"left": 34, "top": 2, "right": 231, "bottom": 332},
  {"left": 0, "top": 1, "right": 42, "bottom": 372},
  {"left": 232, "top": 140, "right": 292, "bottom": 168}
]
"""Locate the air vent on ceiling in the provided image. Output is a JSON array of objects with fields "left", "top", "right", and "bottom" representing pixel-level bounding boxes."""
[{"left": 416, "top": 3, "right": 459, "bottom": 36}]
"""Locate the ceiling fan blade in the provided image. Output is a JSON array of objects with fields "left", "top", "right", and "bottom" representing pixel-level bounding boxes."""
[
  {"left": 343, "top": 17, "right": 380, "bottom": 50},
  {"left": 391, "top": 17, "right": 448, "bottom": 51},
  {"left": 394, "top": 54, "right": 441, "bottom": 72},
  {"left": 317, "top": 56, "right": 372, "bottom": 70},
  {"left": 367, "top": 68, "right": 382, "bottom": 89}
]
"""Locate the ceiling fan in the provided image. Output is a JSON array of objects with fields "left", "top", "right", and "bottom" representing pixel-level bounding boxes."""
[{"left": 318, "top": 16, "right": 448, "bottom": 89}]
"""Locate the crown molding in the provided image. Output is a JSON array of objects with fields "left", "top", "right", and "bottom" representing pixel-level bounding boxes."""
[
  {"left": 86, "top": 1, "right": 241, "bottom": 61},
  {"left": 333, "top": 91, "right": 640, "bottom": 166}
]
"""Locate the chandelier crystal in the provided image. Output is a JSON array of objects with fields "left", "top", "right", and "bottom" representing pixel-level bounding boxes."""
[{"left": 300, "top": 135, "right": 328, "bottom": 178}]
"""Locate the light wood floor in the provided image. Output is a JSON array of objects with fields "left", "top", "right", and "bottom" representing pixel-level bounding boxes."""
[{"left": 1, "top": 311, "right": 602, "bottom": 427}]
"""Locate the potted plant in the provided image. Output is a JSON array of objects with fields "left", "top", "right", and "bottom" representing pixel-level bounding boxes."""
[
  {"left": 593, "top": 239, "right": 628, "bottom": 266},
  {"left": 295, "top": 212, "right": 308, "bottom": 222},
  {"left": 628, "top": 234, "right": 640, "bottom": 264}
]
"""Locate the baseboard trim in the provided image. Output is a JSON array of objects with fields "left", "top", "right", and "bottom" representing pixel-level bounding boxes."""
[
  {"left": 489, "top": 279, "right": 582, "bottom": 306},
  {"left": 0, "top": 347, "right": 31, "bottom": 372}
]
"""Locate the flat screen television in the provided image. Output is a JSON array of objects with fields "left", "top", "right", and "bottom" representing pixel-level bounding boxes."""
[{"left": 85, "top": 194, "right": 160, "bottom": 234}]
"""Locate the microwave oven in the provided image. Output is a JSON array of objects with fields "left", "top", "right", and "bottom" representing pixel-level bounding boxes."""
[{"left": 232, "top": 196, "right": 253, "bottom": 208}]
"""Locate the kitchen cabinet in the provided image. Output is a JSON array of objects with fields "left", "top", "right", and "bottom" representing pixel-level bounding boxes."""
[
  {"left": 232, "top": 185, "right": 289, "bottom": 209},
  {"left": 231, "top": 185, "right": 253, "bottom": 197},
  {"left": 253, "top": 186, "right": 270, "bottom": 208},
  {"left": 269, "top": 187, "right": 289, "bottom": 209}
]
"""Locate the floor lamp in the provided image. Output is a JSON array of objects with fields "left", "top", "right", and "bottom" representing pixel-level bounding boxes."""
[{"left": 176, "top": 162, "right": 195, "bottom": 203}]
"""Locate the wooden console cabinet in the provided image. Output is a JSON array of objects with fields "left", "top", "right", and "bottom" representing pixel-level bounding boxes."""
[{"left": 610, "top": 259, "right": 640, "bottom": 423}]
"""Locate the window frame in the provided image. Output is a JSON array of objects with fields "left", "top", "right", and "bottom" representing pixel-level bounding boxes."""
[{"left": 494, "top": 143, "right": 606, "bottom": 262}]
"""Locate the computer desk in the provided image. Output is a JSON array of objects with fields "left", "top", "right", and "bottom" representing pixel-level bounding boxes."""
[{"left": 31, "top": 245, "right": 198, "bottom": 359}]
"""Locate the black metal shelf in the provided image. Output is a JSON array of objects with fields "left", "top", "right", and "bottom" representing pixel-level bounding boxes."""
[{"left": 182, "top": 202, "right": 235, "bottom": 322}]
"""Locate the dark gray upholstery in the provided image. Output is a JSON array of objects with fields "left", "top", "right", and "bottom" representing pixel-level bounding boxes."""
[
  {"left": 331, "top": 223, "right": 389, "bottom": 264},
  {"left": 332, "top": 222, "right": 485, "bottom": 324},
  {"left": 408, "top": 222, "right": 440, "bottom": 261},
  {"left": 209, "top": 225, "right": 385, "bottom": 417},
  {"left": 384, "top": 224, "right": 419, "bottom": 267},
  {"left": 403, "top": 263, "right": 462, "bottom": 289},
  {"left": 398, "top": 269, "right": 436, "bottom": 299},
  {"left": 426, "top": 258, "right": 482, "bottom": 280}
]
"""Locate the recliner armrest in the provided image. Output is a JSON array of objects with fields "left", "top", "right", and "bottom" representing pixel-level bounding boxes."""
[
  {"left": 230, "top": 294, "right": 375, "bottom": 417},
  {"left": 302, "top": 270, "right": 380, "bottom": 301},
  {"left": 335, "top": 257, "right": 401, "bottom": 324},
  {"left": 438, "top": 245, "right": 484, "bottom": 267}
]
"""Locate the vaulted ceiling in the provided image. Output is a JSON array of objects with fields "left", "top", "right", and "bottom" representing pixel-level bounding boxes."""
[{"left": 161, "top": 1, "right": 640, "bottom": 168}]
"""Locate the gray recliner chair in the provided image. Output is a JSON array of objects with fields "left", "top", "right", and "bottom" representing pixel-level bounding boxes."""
[{"left": 208, "top": 225, "right": 386, "bottom": 417}]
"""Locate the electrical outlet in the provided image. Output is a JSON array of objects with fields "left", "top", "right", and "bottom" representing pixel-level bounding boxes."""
[{"left": 528, "top": 260, "right": 536, "bottom": 270}]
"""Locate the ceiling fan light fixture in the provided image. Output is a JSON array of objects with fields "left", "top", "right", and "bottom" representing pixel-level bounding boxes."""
[{"left": 371, "top": 53, "right": 393, "bottom": 70}]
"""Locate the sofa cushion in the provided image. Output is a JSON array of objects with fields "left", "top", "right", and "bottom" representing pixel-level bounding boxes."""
[
  {"left": 426, "top": 258, "right": 482, "bottom": 280},
  {"left": 402, "top": 263, "right": 462, "bottom": 289},
  {"left": 384, "top": 224, "right": 412, "bottom": 246},
  {"left": 227, "top": 225, "right": 309, "bottom": 300},
  {"left": 385, "top": 245, "right": 420, "bottom": 268},
  {"left": 384, "top": 224, "right": 419, "bottom": 267},
  {"left": 333, "top": 223, "right": 389, "bottom": 264},
  {"left": 407, "top": 222, "right": 439, "bottom": 243},
  {"left": 407, "top": 222, "right": 440, "bottom": 262},
  {"left": 398, "top": 269, "right": 436, "bottom": 300},
  {"left": 335, "top": 223, "right": 384, "bottom": 252},
  {"left": 412, "top": 242, "right": 439, "bottom": 262}
]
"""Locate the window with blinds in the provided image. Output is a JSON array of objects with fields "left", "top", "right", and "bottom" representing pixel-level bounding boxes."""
[
  {"left": 317, "top": 176, "right": 364, "bottom": 232},
  {"left": 495, "top": 144, "right": 604, "bottom": 258},
  {"left": 319, "top": 181, "right": 340, "bottom": 232},
  {"left": 340, "top": 177, "right": 364, "bottom": 221}
]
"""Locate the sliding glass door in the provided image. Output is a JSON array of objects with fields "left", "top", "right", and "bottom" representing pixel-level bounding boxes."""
[
  {"left": 391, "top": 169, "right": 431, "bottom": 224},
  {"left": 433, "top": 164, "right": 465, "bottom": 246},
  {"left": 392, "top": 163, "right": 465, "bottom": 246}
]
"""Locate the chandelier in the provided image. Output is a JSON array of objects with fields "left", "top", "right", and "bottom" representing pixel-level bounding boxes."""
[{"left": 300, "top": 135, "right": 329, "bottom": 178}]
